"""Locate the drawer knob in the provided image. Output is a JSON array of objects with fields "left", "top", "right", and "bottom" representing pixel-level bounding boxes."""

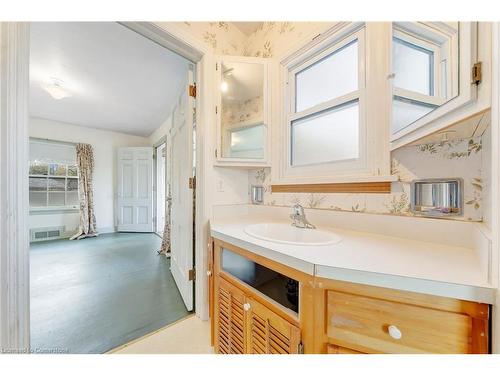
[
  {"left": 206, "top": 270, "right": 212, "bottom": 276},
  {"left": 243, "top": 303, "right": 251, "bottom": 311},
  {"left": 388, "top": 325, "right": 402, "bottom": 340}
]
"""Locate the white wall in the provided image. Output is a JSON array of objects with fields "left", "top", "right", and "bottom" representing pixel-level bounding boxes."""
[{"left": 29, "top": 117, "right": 150, "bottom": 234}]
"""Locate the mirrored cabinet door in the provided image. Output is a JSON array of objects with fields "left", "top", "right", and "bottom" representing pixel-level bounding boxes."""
[
  {"left": 390, "top": 22, "right": 478, "bottom": 143},
  {"left": 215, "top": 56, "right": 270, "bottom": 166}
]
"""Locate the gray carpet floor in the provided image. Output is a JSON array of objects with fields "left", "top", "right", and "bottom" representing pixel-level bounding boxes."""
[{"left": 30, "top": 232, "right": 189, "bottom": 354}]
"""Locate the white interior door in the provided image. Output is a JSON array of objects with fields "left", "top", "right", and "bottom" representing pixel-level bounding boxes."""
[
  {"left": 117, "top": 147, "right": 154, "bottom": 232},
  {"left": 170, "top": 66, "right": 195, "bottom": 311}
]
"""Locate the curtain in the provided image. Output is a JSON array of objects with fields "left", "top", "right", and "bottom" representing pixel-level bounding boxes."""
[
  {"left": 70, "top": 143, "right": 98, "bottom": 240},
  {"left": 158, "top": 196, "right": 171, "bottom": 256}
]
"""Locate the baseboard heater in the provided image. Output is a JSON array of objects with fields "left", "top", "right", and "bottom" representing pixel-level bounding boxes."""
[{"left": 30, "top": 226, "right": 67, "bottom": 242}]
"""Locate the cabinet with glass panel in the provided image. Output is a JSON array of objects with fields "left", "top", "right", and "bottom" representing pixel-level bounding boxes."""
[
  {"left": 214, "top": 55, "right": 271, "bottom": 167},
  {"left": 29, "top": 161, "right": 79, "bottom": 209}
]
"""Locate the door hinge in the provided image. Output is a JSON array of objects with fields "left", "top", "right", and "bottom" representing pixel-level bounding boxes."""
[
  {"left": 189, "top": 177, "right": 196, "bottom": 189},
  {"left": 188, "top": 268, "right": 196, "bottom": 281},
  {"left": 216, "top": 62, "right": 218, "bottom": 71},
  {"left": 189, "top": 84, "right": 197, "bottom": 98},
  {"left": 472, "top": 62, "right": 482, "bottom": 84},
  {"left": 215, "top": 105, "right": 218, "bottom": 114},
  {"left": 298, "top": 342, "right": 304, "bottom": 354},
  {"left": 215, "top": 149, "right": 218, "bottom": 158}
]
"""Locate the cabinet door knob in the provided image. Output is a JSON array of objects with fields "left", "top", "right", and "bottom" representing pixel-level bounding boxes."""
[
  {"left": 243, "top": 303, "right": 251, "bottom": 311},
  {"left": 388, "top": 325, "right": 402, "bottom": 340},
  {"left": 206, "top": 270, "right": 212, "bottom": 276}
]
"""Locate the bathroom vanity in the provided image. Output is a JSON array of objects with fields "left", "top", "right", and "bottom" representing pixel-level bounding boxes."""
[{"left": 209, "top": 205, "right": 493, "bottom": 354}]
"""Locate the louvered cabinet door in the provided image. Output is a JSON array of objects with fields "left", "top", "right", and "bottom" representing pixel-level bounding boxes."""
[
  {"left": 246, "top": 298, "right": 301, "bottom": 354},
  {"left": 215, "top": 277, "right": 246, "bottom": 354}
]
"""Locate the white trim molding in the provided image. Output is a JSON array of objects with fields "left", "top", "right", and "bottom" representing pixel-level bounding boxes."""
[
  {"left": 491, "top": 21, "right": 500, "bottom": 355},
  {"left": 0, "top": 22, "right": 30, "bottom": 352}
]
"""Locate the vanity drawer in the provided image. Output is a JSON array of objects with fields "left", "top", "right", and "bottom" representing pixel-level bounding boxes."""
[{"left": 326, "top": 290, "right": 472, "bottom": 354}]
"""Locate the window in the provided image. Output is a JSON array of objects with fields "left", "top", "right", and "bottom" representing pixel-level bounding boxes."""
[
  {"left": 284, "top": 26, "right": 366, "bottom": 176},
  {"left": 29, "top": 139, "right": 79, "bottom": 209},
  {"left": 391, "top": 27, "right": 451, "bottom": 133}
]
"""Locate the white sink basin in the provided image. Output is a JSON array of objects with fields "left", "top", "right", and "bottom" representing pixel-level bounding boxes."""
[{"left": 244, "top": 223, "right": 342, "bottom": 246}]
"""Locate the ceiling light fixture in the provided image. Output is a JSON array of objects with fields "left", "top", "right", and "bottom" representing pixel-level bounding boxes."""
[{"left": 40, "top": 78, "right": 72, "bottom": 100}]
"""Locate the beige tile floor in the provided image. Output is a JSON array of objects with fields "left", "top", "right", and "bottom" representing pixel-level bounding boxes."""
[{"left": 109, "top": 315, "right": 214, "bottom": 354}]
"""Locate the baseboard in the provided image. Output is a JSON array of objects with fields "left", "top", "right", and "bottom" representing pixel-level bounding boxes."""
[{"left": 97, "top": 227, "right": 116, "bottom": 234}]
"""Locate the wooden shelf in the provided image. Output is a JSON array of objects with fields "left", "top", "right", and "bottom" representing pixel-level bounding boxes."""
[{"left": 271, "top": 181, "right": 392, "bottom": 194}]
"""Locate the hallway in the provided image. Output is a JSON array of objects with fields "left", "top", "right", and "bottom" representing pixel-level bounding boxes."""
[{"left": 30, "top": 233, "right": 189, "bottom": 353}]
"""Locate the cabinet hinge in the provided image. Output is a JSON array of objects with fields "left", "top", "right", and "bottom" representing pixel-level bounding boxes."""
[
  {"left": 188, "top": 268, "right": 196, "bottom": 281},
  {"left": 298, "top": 342, "right": 304, "bottom": 354},
  {"left": 189, "top": 84, "right": 197, "bottom": 98},
  {"left": 472, "top": 62, "right": 482, "bottom": 84},
  {"left": 215, "top": 105, "right": 218, "bottom": 114},
  {"left": 189, "top": 177, "right": 196, "bottom": 189},
  {"left": 215, "top": 149, "right": 218, "bottom": 158},
  {"left": 216, "top": 62, "right": 218, "bottom": 71}
]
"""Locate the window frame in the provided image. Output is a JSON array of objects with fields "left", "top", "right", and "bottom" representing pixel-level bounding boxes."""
[
  {"left": 273, "top": 22, "right": 395, "bottom": 185},
  {"left": 272, "top": 22, "right": 396, "bottom": 185},
  {"left": 389, "top": 22, "right": 471, "bottom": 147},
  {"left": 392, "top": 28, "right": 447, "bottom": 108},
  {"left": 286, "top": 27, "right": 366, "bottom": 175},
  {"left": 29, "top": 158, "right": 79, "bottom": 211}
]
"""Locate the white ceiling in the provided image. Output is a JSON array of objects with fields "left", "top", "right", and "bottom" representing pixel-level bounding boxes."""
[
  {"left": 232, "top": 22, "right": 263, "bottom": 36},
  {"left": 29, "top": 22, "right": 190, "bottom": 137}
]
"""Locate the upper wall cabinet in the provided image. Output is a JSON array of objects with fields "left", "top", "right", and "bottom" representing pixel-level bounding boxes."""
[
  {"left": 214, "top": 56, "right": 271, "bottom": 167},
  {"left": 390, "top": 22, "right": 489, "bottom": 149}
]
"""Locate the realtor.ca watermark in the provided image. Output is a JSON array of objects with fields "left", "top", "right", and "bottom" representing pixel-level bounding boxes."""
[{"left": 1, "top": 347, "right": 69, "bottom": 354}]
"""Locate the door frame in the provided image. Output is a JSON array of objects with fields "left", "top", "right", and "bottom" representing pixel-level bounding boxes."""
[
  {"left": 0, "top": 21, "right": 213, "bottom": 350},
  {"left": 153, "top": 136, "right": 167, "bottom": 237}
]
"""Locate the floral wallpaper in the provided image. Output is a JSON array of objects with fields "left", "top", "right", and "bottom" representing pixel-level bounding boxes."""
[
  {"left": 242, "top": 22, "right": 334, "bottom": 58},
  {"left": 173, "top": 21, "right": 334, "bottom": 58},
  {"left": 249, "top": 136, "right": 485, "bottom": 222},
  {"left": 172, "top": 22, "right": 247, "bottom": 55},
  {"left": 171, "top": 22, "right": 487, "bottom": 222}
]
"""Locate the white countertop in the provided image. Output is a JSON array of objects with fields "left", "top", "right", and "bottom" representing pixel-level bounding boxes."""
[{"left": 211, "top": 217, "right": 496, "bottom": 304}]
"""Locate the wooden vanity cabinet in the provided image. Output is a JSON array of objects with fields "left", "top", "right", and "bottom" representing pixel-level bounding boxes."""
[
  {"left": 209, "top": 239, "right": 490, "bottom": 354},
  {"left": 315, "top": 279, "right": 490, "bottom": 354},
  {"left": 212, "top": 239, "right": 308, "bottom": 354}
]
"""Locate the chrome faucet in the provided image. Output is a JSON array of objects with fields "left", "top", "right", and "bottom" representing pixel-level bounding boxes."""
[{"left": 290, "top": 204, "right": 316, "bottom": 229}]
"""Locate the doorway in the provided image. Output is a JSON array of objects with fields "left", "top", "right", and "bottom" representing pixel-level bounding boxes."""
[
  {"left": 1, "top": 21, "right": 208, "bottom": 353},
  {"left": 155, "top": 141, "right": 166, "bottom": 236},
  {"left": 26, "top": 22, "right": 197, "bottom": 353}
]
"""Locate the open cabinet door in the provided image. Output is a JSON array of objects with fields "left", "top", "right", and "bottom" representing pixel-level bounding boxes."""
[
  {"left": 169, "top": 65, "right": 196, "bottom": 311},
  {"left": 116, "top": 147, "right": 154, "bottom": 232},
  {"left": 214, "top": 54, "right": 270, "bottom": 167}
]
